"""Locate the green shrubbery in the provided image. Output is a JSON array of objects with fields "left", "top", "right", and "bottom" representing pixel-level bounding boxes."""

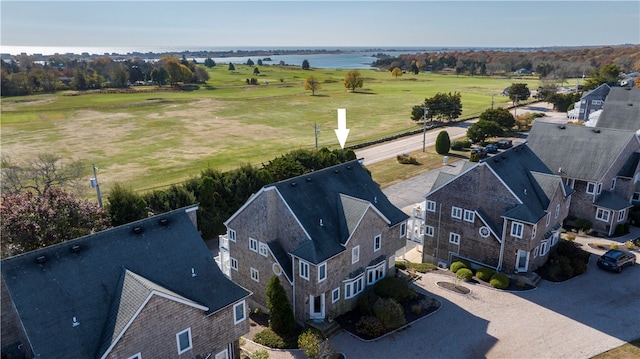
[
  {"left": 574, "top": 218, "right": 593, "bottom": 233},
  {"left": 456, "top": 268, "right": 474, "bottom": 281},
  {"left": 253, "top": 328, "right": 287, "bottom": 349},
  {"left": 374, "top": 277, "right": 417, "bottom": 302},
  {"left": 357, "top": 289, "right": 379, "bottom": 316},
  {"left": 297, "top": 328, "right": 323, "bottom": 359},
  {"left": 449, "top": 260, "right": 470, "bottom": 273},
  {"left": 490, "top": 273, "right": 510, "bottom": 289},
  {"left": 614, "top": 223, "right": 630, "bottom": 236},
  {"left": 397, "top": 154, "right": 418, "bottom": 165},
  {"left": 536, "top": 239, "right": 590, "bottom": 281},
  {"left": 373, "top": 297, "right": 406, "bottom": 330},
  {"left": 475, "top": 267, "right": 495, "bottom": 281},
  {"left": 395, "top": 261, "right": 437, "bottom": 273},
  {"left": 451, "top": 139, "right": 472, "bottom": 151}
]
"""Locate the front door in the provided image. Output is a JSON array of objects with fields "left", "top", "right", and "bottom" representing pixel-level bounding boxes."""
[
  {"left": 515, "top": 249, "right": 530, "bottom": 273},
  {"left": 310, "top": 294, "right": 325, "bottom": 321}
]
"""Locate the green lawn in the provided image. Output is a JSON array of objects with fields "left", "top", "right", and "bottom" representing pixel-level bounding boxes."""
[{"left": 1, "top": 65, "right": 540, "bottom": 194}]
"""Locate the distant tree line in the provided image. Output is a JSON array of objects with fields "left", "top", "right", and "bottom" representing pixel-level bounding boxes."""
[
  {"left": 1, "top": 54, "right": 215, "bottom": 96},
  {"left": 373, "top": 45, "right": 640, "bottom": 80}
]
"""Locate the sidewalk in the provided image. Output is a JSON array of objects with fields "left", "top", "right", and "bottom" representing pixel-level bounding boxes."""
[{"left": 568, "top": 225, "right": 640, "bottom": 256}]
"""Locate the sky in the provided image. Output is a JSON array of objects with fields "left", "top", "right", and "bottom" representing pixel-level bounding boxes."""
[{"left": 1, "top": 1, "right": 639, "bottom": 53}]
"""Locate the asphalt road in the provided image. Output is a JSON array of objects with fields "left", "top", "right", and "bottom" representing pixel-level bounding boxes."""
[{"left": 355, "top": 102, "right": 568, "bottom": 165}]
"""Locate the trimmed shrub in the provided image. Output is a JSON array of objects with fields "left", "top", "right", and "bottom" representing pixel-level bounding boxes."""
[
  {"left": 355, "top": 316, "right": 386, "bottom": 338},
  {"left": 456, "top": 268, "right": 473, "bottom": 281},
  {"left": 395, "top": 261, "right": 407, "bottom": 270},
  {"left": 374, "top": 277, "right": 417, "bottom": 302},
  {"left": 490, "top": 273, "right": 510, "bottom": 289},
  {"left": 410, "top": 262, "right": 437, "bottom": 273},
  {"left": 449, "top": 261, "right": 469, "bottom": 273},
  {"left": 397, "top": 154, "right": 418, "bottom": 164},
  {"left": 435, "top": 131, "right": 451, "bottom": 155},
  {"left": 358, "top": 289, "right": 379, "bottom": 316},
  {"left": 252, "top": 350, "right": 270, "bottom": 359},
  {"left": 574, "top": 218, "right": 592, "bottom": 232},
  {"left": 565, "top": 233, "right": 576, "bottom": 242},
  {"left": 373, "top": 297, "right": 406, "bottom": 330},
  {"left": 476, "top": 267, "right": 495, "bottom": 281},
  {"left": 451, "top": 139, "right": 471, "bottom": 151},
  {"left": 253, "top": 328, "right": 286, "bottom": 349},
  {"left": 298, "top": 328, "right": 323, "bottom": 359}
]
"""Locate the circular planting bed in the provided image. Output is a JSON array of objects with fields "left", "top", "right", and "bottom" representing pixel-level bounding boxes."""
[{"left": 436, "top": 281, "right": 471, "bottom": 294}]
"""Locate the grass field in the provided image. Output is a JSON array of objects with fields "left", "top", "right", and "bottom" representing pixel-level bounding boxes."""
[{"left": 1, "top": 65, "right": 540, "bottom": 194}]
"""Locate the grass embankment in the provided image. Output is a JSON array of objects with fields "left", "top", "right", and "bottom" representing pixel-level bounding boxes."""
[
  {"left": 1, "top": 65, "right": 540, "bottom": 193},
  {"left": 592, "top": 338, "right": 640, "bottom": 359}
]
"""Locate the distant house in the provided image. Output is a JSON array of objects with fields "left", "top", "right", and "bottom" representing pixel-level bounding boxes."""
[
  {"left": 1, "top": 206, "right": 251, "bottom": 359},
  {"left": 593, "top": 87, "right": 640, "bottom": 132},
  {"left": 421, "top": 145, "right": 572, "bottom": 275},
  {"left": 572, "top": 84, "right": 611, "bottom": 121},
  {"left": 220, "top": 160, "right": 408, "bottom": 325},
  {"left": 527, "top": 122, "right": 640, "bottom": 236}
]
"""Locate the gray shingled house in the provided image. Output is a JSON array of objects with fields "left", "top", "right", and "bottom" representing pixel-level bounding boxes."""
[
  {"left": 1, "top": 206, "right": 251, "bottom": 359},
  {"left": 576, "top": 83, "right": 611, "bottom": 120},
  {"left": 595, "top": 87, "right": 640, "bottom": 131},
  {"left": 527, "top": 122, "right": 640, "bottom": 236},
  {"left": 421, "top": 144, "right": 572, "bottom": 275},
  {"left": 219, "top": 160, "right": 408, "bottom": 325}
]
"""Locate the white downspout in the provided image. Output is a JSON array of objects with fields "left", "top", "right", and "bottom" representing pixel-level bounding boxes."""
[
  {"left": 291, "top": 255, "right": 296, "bottom": 321},
  {"left": 498, "top": 220, "right": 508, "bottom": 271},
  {"left": 435, "top": 203, "right": 442, "bottom": 261}
]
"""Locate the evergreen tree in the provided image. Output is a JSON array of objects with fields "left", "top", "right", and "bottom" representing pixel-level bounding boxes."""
[
  {"left": 435, "top": 131, "right": 451, "bottom": 155},
  {"left": 266, "top": 275, "right": 296, "bottom": 335},
  {"left": 105, "top": 183, "right": 148, "bottom": 226}
]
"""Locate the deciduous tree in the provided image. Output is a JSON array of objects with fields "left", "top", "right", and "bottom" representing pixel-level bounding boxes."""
[
  {"left": 1, "top": 188, "right": 111, "bottom": 258},
  {"left": 508, "top": 83, "right": 530, "bottom": 104},
  {"left": 344, "top": 70, "right": 364, "bottom": 92},
  {"left": 466, "top": 120, "right": 503, "bottom": 143},
  {"left": 391, "top": 67, "right": 402, "bottom": 79},
  {"left": 304, "top": 75, "right": 321, "bottom": 95},
  {"left": 479, "top": 108, "right": 515, "bottom": 129},
  {"left": 1, "top": 154, "right": 86, "bottom": 195}
]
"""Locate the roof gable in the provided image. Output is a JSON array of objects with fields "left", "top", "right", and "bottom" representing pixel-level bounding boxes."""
[
  {"left": 596, "top": 87, "right": 640, "bottom": 131},
  {"left": 527, "top": 122, "right": 637, "bottom": 182},
  {"left": 272, "top": 160, "right": 407, "bottom": 264},
  {"left": 1, "top": 207, "right": 250, "bottom": 359}
]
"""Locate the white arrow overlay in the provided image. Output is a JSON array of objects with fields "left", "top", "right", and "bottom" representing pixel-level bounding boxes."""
[{"left": 334, "top": 108, "right": 350, "bottom": 149}]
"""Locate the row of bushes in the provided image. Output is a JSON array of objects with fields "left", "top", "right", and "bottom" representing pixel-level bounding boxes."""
[
  {"left": 449, "top": 260, "right": 510, "bottom": 289},
  {"left": 395, "top": 261, "right": 437, "bottom": 273},
  {"left": 535, "top": 240, "right": 589, "bottom": 282}
]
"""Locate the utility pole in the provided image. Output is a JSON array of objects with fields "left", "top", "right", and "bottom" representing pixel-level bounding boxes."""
[
  {"left": 491, "top": 94, "right": 495, "bottom": 109},
  {"left": 514, "top": 94, "right": 518, "bottom": 119},
  {"left": 422, "top": 107, "right": 429, "bottom": 152},
  {"left": 91, "top": 164, "right": 103, "bottom": 208},
  {"left": 314, "top": 122, "right": 320, "bottom": 150}
]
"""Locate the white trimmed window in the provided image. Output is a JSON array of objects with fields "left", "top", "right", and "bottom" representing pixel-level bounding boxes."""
[
  {"left": 610, "top": 178, "right": 616, "bottom": 191},
  {"left": 618, "top": 210, "right": 626, "bottom": 222},
  {"left": 344, "top": 274, "right": 365, "bottom": 299},
  {"left": 127, "top": 354, "right": 141, "bottom": 359},
  {"left": 215, "top": 349, "right": 229, "bottom": 359},
  {"left": 234, "top": 301, "right": 246, "bottom": 324},
  {"left": 449, "top": 232, "right": 460, "bottom": 245},
  {"left": 511, "top": 222, "right": 524, "bottom": 238},
  {"left": 451, "top": 206, "right": 462, "bottom": 219},
  {"left": 250, "top": 267, "right": 259, "bottom": 282},
  {"left": 366, "top": 262, "right": 385, "bottom": 285},
  {"left": 176, "top": 328, "right": 192, "bottom": 355},
  {"left": 230, "top": 257, "right": 238, "bottom": 271},
  {"left": 540, "top": 240, "right": 549, "bottom": 256},
  {"left": 633, "top": 192, "right": 640, "bottom": 202},
  {"left": 374, "top": 234, "right": 382, "bottom": 252},
  {"left": 400, "top": 222, "right": 407, "bottom": 237},
  {"left": 249, "top": 238, "right": 258, "bottom": 252},
  {"left": 426, "top": 200, "right": 436, "bottom": 212},
  {"left": 332, "top": 288, "right": 340, "bottom": 303},
  {"left": 463, "top": 209, "right": 475, "bottom": 223},
  {"left": 425, "top": 225, "right": 434, "bottom": 237},
  {"left": 318, "top": 262, "right": 327, "bottom": 283},
  {"left": 555, "top": 204, "right": 560, "bottom": 219},
  {"left": 352, "top": 245, "right": 360, "bottom": 264},
  {"left": 299, "top": 260, "right": 310, "bottom": 280},
  {"left": 259, "top": 242, "right": 268, "bottom": 257},
  {"left": 228, "top": 229, "right": 236, "bottom": 242},
  {"left": 546, "top": 212, "right": 551, "bottom": 227},
  {"left": 586, "top": 182, "right": 596, "bottom": 194},
  {"left": 534, "top": 246, "right": 539, "bottom": 258},
  {"left": 531, "top": 224, "right": 537, "bottom": 239},
  {"left": 596, "top": 208, "right": 611, "bottom": 222}
]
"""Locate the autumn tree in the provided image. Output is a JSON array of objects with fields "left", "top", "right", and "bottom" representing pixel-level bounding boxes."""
[
  {"left": 344, "top": 70, "right": 364, "bottom": 92},
  {"left": 304, "top": 75, "right": 321, "bottom": 95},
  {"left": 110, "top": 63, "right": 130, "bottom": 88},
  {"left": 391, "top": 67, "right": 402, "bottom": 79},
  {"left": 164, "top": 57, "right": 193, "bottom": 85},
  {"left": 583, "top": 63, "right": 621, "bottom": 91},
  {"left": 1, "top": 188, "right": 111, "bottom": 258},
  {"left": 1, "top": 154, "right": 86, "bottom": 195}
]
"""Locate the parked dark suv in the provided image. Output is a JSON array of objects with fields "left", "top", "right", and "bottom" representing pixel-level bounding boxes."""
[
  {"left": 597, "top": 249, "right": 636, "bottom": 273},
  {"left": 495, "top": 139, "right": 513, "bottom": 149}
]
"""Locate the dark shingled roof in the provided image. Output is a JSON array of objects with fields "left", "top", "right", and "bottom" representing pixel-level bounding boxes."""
[
  {"left": 1, "top": 207, "right": 250, "bottom": 359},
  {"left": 596, "top": 87, "right": 640, "bottom": 131},
  {"left": 618, "top": 152, "right": 640, "bottom": 178},
  {"left": 485, "top": 144, "right": 557, "bottom": 224},
  {"left": 594, "top": 191, "right": 634, "bottom": 211},
  {"left": 527, "top": 122, "right": 637, "bottom": 182},
  {"left": 272, "top": 160, "right": 408, "bottom": 264}
]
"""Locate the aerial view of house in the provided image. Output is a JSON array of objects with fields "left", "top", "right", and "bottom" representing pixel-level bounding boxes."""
[
  {"left": 420, "top": 144, "right": 573, "bottom": 275},
  {"left": 219, "top": 160, "right": 408, "bottom": 325},
  {"left": 527, "top": 122, "right": 639, "bottom": 236},
  {"left": 592, "top": 87, "right": 640, "bottom": 131},
  {"left": 1, "top": 206, "right": 251, "bottom": 359}
]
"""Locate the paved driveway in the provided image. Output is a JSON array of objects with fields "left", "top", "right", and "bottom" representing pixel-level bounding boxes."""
[{"left": 331, "top": 257, "right": 640, "bottom": 358}]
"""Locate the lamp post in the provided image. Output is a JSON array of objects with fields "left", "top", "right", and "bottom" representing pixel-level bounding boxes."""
[
  {"left": 90, "top": 164, "right": 103, "bottom": 208},
  {"left": 422, "top": 107, "right": 429, "bottom": 152}
]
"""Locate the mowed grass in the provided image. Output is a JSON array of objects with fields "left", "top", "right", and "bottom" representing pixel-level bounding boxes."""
[{"left": 1, "top": 64, "right": 539, "bottom": 194}]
